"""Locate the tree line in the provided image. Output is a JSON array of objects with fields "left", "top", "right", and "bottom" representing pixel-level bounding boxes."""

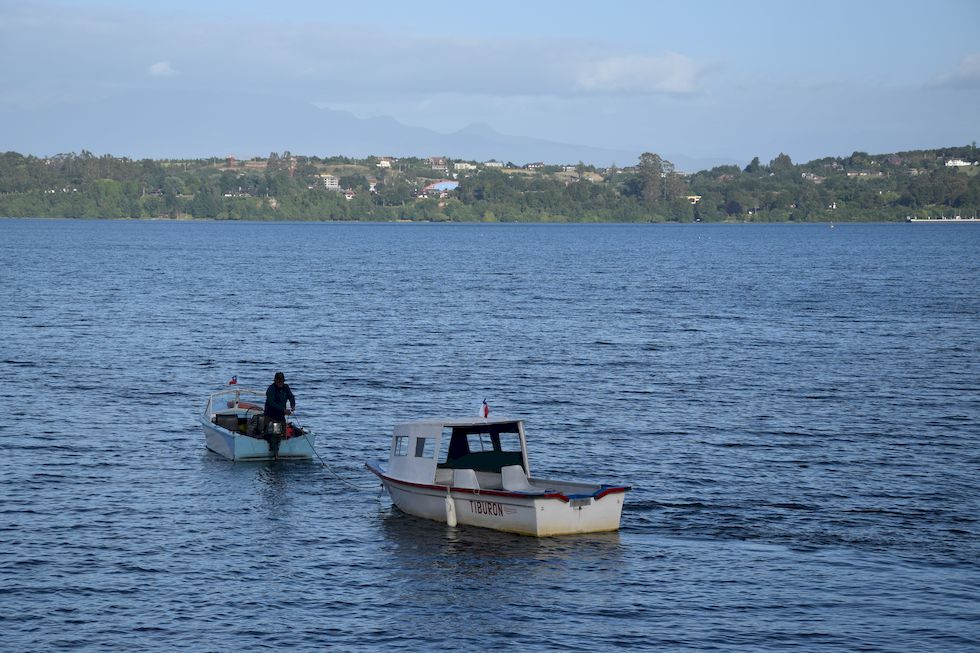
[{"left": 0, "top": 145, "right": 977, "bottom": 222}]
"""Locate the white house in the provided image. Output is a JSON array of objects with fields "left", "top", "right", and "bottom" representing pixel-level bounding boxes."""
[{"left": 429, "top": 156, "right": 448, "bottom": 173}]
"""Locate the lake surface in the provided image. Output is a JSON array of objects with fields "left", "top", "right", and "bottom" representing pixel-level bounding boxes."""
[{"left": 1, "top": 219, "right": 978, "bottom": 652}]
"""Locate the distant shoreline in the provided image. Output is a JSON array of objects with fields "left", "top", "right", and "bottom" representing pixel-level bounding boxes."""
[
  {"left": 4, "top": 215, "right": 961, "bottom": 226},
  {"left": 2, "top": 147, "right": 976, "bottom": 224}
]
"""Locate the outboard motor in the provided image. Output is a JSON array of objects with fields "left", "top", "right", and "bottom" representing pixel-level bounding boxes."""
[{"left": 265, "top": 420, "right": 283, "bottom": 458}]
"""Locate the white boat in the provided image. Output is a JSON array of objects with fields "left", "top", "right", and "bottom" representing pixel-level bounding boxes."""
[
  {"left": 366, "top": 417, "right": 631, "bottom": 536},
  {"left": 907, "top": 215, "right": 980, "bottom": 222},
  {"left": 201, "top": 385, "right": 315, "bottom": 461}
]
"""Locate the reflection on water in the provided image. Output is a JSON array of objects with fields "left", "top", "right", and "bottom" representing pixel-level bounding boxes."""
[
  {"left": 377, "top": 505, "right": 624, "bottom": 600},
  {"left": 381, "top": 505, "right": 622, "bottom": 560},
  {"left": 197, "top": 453, "right": 323, "bottom": 524},
  {"left": 372, "top": 505, "right": 631, "bottom": 643},
  {"left": 256, "top": 464, "right": 292, "bottom": 514}
]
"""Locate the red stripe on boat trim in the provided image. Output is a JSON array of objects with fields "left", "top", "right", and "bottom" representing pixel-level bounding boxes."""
[{"left": 594, "top": 486, "right": 631, "bottom": 501}]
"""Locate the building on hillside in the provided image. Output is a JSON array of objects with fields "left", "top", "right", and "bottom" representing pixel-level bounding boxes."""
[
  {"left": 945, "top": 159, "right": 973, "bottom": 167},
  {"left": 376, "top": 157, "right": 396, "bottom": 168},
  {"left": 454, "top": 162, "right": 476, "bottom": 171},
  {"left": 429, "top": 156, "right": 448, "bottom": 173},
  {"left": 419, "top": 180, "right": 459, "bottom": 199},
  {"left": 484, "top": 161, "right": 504, "bottom": 168},
  {"left": 320, "top": 174, "right": 340, "bottom": 190}
]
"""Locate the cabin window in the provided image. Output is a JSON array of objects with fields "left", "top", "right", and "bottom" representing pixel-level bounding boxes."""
[
  {"left": 498, "top": 432, "right": 522, "bottom": 452},
  {"left": 394, "top": 436, "right": 408, "bottom": 456},
  {"left": 466, "top": 432, "right": 494, "bottom": 452},
  {"left": 438, "top": 427, "right": 453, "bottom": 463},
  {"left": 439, "top": 422, "right": 524, "bottom": 472},
  {"left": 414, "top": 437, "right": 434, "bottom": 459}
]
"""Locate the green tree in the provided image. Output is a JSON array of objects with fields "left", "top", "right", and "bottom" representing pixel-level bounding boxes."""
[
  {"left": 340, "top": 175, "right": 370, "bottom": 191},
  {"left": 375, "top": 178, "right": 414, "bottom": 206},
  {"left": 189, "top": 181, "right": 221, "bottom": 218},
  {"left": 770, "top": 153, "right": 795, "bottom": 177},
  {"left": 637, "top": 152, "right": 664, "bottom": 208}
]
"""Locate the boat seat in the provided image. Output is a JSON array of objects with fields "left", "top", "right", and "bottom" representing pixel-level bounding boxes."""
[
  {"left": 501, "top": 465, "right": 535, "bottom": 492},
  {"left": 435, "top": 468, "right": 453, "bottom": 485},
  {"left": 214, "top": 413, "right": 239, "bottom": 431},
  {"left": 453, "top": 468, "right": 480, "bottom": 490}
]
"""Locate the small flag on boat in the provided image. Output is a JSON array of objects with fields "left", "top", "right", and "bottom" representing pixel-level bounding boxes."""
[
  {"left": 229, "top": 375, "right": 237, "bottom": 385},
  {"left": 481, "top": 399, "right": 490, "bottom": 418}
]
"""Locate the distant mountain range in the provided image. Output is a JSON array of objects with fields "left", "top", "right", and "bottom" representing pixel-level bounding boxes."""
[{"left": 0, "top": 91, "right": 736, "bottom": 172}]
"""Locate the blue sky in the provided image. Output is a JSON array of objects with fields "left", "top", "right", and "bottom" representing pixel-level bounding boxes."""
[{"left": 1, "top": 0, "right": 978, "bottom": 165}]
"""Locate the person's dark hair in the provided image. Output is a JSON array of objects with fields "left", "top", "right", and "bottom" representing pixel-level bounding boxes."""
[{"left": 274, "top": 371, "right": 285, "bottom": 382}]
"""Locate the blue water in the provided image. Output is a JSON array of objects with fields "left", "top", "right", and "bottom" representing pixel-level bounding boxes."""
[{"left": 1, "top": 219, "right": 978, "bottom": 652}]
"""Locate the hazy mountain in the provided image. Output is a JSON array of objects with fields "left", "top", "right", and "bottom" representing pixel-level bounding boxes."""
[{"left": 0, "top": 91, "right": 736, "bottom": 171}]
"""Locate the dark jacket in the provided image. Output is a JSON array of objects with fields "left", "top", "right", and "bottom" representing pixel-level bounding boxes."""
[{"left": 265, "top": 383, "right": 295, "bottom": 421}]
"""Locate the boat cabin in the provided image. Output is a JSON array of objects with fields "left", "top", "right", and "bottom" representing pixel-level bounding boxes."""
[{"left": 387, "top": 418, "right": 531, "bottom": 488}]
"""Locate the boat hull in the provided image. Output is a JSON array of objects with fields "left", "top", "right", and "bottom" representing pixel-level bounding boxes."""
[
  {"left": 368, "top": 463, "right": 627, "bottom": 536},
  {"left": 201, "top": 419, "right": 315, "bottom": 461}
]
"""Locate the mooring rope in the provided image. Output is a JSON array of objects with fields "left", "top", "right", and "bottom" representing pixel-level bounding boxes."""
[{"left": 301, "top": 429, "right": 380, "bottom": 491}]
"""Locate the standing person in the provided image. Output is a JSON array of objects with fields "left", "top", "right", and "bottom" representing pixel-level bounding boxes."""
[
  {"left": 265, "top": 371, "right": 296, "bottom": 422},
  {"left": 263, "top": 372, "right": 295, "bottom": 458}
]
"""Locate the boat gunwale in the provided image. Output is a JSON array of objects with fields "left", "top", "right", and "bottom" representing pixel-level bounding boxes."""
[
  {"left": 200, "top": 415, "right": 311, "bottom": 441},
  {"left": 201, "top": 385, "right": 312, "bottom": 437},
  {"left": 365, "top": 461, "right": 630, "bottom": 503},
  {"left": 204, "top": 387, "right": 267, "bottom": 418}
]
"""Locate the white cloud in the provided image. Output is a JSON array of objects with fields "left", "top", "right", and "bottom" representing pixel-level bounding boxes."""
[
  {"left": 575, "top": 53, "right": 703, "bottom": 94},
  {"left": 147, "top": 61, "right": 178, "bottom": 77},
  {"left": 1, "top": 2, "right": 713, "bottom": 102},
  {"left": 931, "top": 53, "right": 980, "bottom": 89}
]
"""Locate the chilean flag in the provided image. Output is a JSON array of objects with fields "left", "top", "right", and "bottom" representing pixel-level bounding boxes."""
[{"left": 481, "top": 399, "right": 490, "bottom": 418}]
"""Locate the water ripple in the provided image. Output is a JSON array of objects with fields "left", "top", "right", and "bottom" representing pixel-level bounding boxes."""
[{"left": 0, "top": 220, "right": 977, "bottom": 652}]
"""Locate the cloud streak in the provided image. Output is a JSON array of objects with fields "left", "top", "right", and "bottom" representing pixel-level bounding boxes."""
[
  {"left": 931, "top": 53, "right": 980, "bottom": 89},
  {"left": 576, "top": 53, "right": 706, "bottom": 94},
  {"left": 147, "top": 61, "right": 177, "bottom": 77},
  {"left": 0, "top": 2, "right": 709, "bottom": 103}
]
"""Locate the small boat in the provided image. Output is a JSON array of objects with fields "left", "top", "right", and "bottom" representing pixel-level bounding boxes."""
[
  {"left": 907, "top": 215, "right": 980, "bottom": 222},
  {"left": 201, "top": 385, "right": 315, "bottom": 461},
  {"left": 366, "top": 417, "right": 630, "bottom": 536}
]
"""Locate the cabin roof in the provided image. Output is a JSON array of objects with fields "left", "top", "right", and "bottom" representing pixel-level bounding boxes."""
[{"left": 394, "top": 417, "right": 522, "bottom": 430}]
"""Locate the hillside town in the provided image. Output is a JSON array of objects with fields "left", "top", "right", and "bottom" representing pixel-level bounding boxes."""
[{"left": 1, "top": 145, "right": 977, "bottom": 223}]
